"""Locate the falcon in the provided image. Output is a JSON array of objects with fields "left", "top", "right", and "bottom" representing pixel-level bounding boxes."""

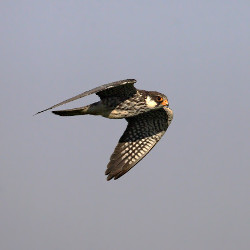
[{"left": 36, "top": 79, "right": 173, "bottom": 180}]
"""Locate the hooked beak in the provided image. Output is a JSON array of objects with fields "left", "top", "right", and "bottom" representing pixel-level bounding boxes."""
[{"left": 161, "top": 99, "right": 169, "bottom": 106}]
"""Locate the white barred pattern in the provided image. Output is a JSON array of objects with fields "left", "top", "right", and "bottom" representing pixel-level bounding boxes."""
[{"left": 105, "top": 107, "right": 173, "bottom": 180}]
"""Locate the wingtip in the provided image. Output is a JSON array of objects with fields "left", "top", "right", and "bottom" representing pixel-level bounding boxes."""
[
  {"left": 105, "top": 171, "right": 112, "bottom": 181},
  {"left": 106, "top": 172, "right": 123, "bottom": 181},
  {"left": 33, "top": 111, "right": 43, "bottom": 116},
  {"left": 33, "top": 110, "right": 47, "bottom": 116}
]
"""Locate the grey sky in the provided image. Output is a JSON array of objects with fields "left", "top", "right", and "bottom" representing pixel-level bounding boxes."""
[{"left": 0, "top": 1, "right": 249, "bottom": 250}]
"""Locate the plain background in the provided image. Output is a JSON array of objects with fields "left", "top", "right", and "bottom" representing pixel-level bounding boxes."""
[{"left": 1, "top": 1, "right": 249, "bottom": 250}]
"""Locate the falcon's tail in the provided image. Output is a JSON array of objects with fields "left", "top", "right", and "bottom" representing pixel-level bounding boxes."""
[{"left": 52, "top": 106, "right": 89, "bottom": 116}]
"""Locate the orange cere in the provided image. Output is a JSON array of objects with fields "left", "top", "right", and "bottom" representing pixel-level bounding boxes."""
[{"left": 161, "top": 99, "right": 168, "bottom": 106}]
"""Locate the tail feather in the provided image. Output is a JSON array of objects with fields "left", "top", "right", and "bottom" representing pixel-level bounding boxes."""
[{"left": 52, "top": 107, "right": 88, "bottom": 116}]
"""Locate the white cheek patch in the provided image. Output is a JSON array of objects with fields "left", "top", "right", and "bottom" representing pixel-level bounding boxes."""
[{"left": 145, "top": 96, "right": 157, "bottom": 108}]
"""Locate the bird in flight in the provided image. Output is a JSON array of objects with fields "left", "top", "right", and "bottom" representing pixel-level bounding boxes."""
[{"left": 36, "top": 79, "right": 173, "bottom": 180}]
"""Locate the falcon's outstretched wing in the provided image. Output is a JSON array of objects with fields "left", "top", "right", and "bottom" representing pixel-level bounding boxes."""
[
  {"left": 35, "top": 79, "right": 136, "bottom": 115},
  {"left": 105, "top": 107, "right": 173, "bottom": 180}
]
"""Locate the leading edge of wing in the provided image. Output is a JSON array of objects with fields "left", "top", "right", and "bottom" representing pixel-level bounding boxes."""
[{"left": 34, "top": 79, "right": 136, "bottom": 115}]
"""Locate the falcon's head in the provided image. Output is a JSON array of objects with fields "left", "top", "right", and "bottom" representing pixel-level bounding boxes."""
[{"left": 145, "top": 91, "right": 169, "bottom": 109}]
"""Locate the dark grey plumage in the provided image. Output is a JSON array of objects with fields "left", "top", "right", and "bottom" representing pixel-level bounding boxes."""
[
  {"left": 36, "top": 79, "right": 173, "bottom": 180},
  {"left": 35, "top": 79, "right": 137, "bottom": 115}
]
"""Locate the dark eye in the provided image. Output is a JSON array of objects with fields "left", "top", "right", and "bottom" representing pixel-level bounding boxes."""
[{"left": 156, "top": 96, "right": 163, "bottom": 102}]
